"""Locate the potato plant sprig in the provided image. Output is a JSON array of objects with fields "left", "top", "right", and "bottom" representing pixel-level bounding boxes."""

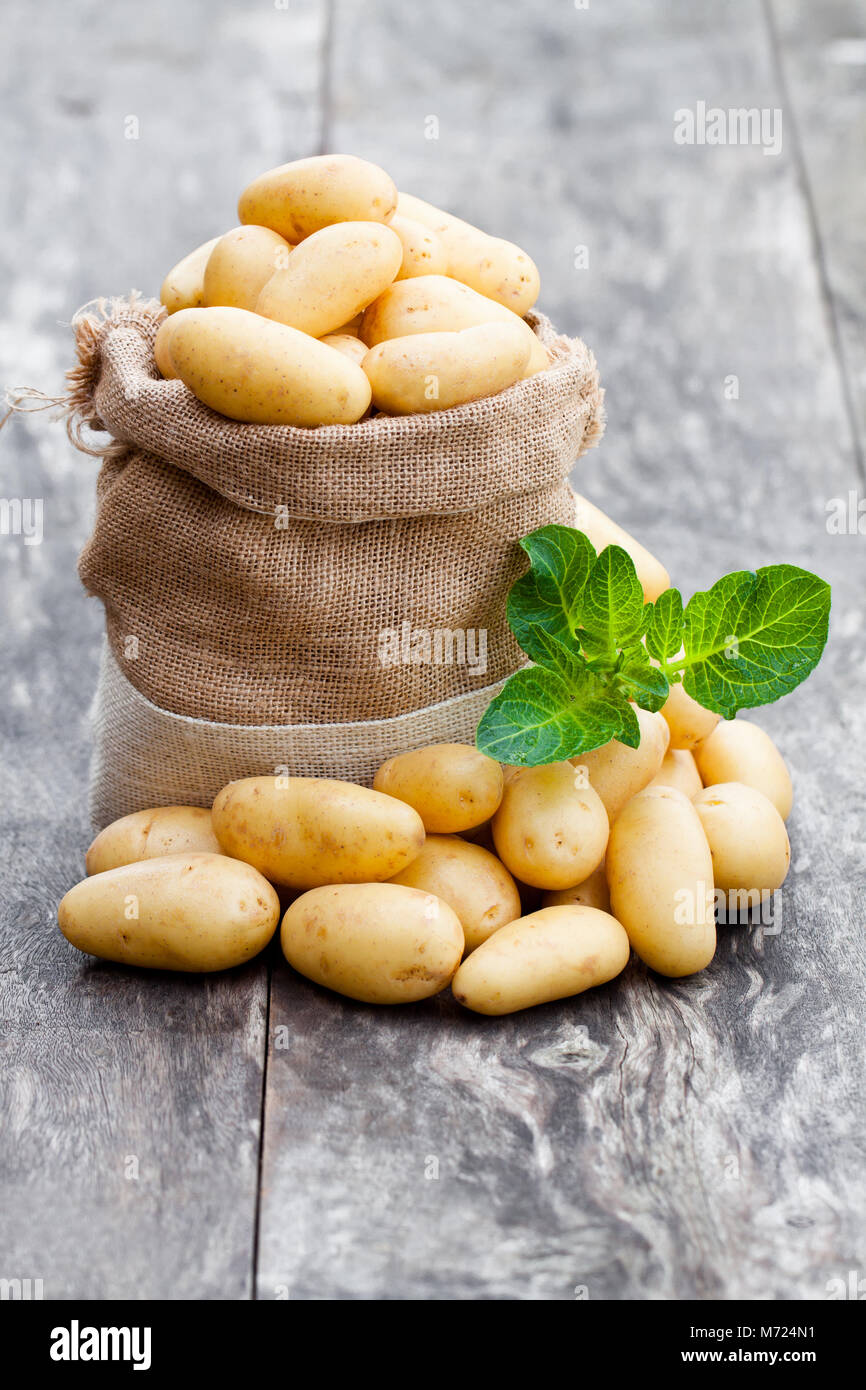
[{"left": 476, "top": 526, "right": 831, "bottom": 767}]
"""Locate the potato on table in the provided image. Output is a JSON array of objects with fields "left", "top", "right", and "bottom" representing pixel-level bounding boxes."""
[
  {"left": 570, "top": 706, "right": 668, "bottom": 822},
  {"left": 86, "top": 805, "right": 221, "bottom": 875},
  {"left": 647, "top": 748, "right": 703, "bottom": 798},
  {"left": 388, "top": 834, "right": 521, "bottom": 953},
  {"left": 373, "top": 742, "right": 504, "bottom": 833},
  {"left": 607, "top": 786, "right": 716, "bottom": 977},
  {"left": 238, "top": 153, "right": 398, "bottom": 242},
  {"left": 694, "top": 719, "right": 793, "bottom": 820},
  {"left": 491, "top": 761, "right": 609, "bottom": 891},
  {"left": 58, "top": 853, "right": 280, "bottom": 972},
  {"left": 281, "top": 883, "right": 464, "bottom": 1004},
  {"left": 660, "top": 677, "right": 721, "bottom": 751},
  {"left": 452, "top": 905, "right": 630, "bottom": 1015},
  {"left": 694, "top": 783, "right": 790, "bottom": 893},
  {"left": 541, "top": 861, "right": 610, "bottom": 914},
  {"left": 211, "top": 775, "right": 425, "bottom": 890}
]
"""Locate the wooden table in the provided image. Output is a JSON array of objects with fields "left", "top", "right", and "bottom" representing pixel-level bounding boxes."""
[{"left": 1, "top": 0, "right": 863, "bottom": 1300}]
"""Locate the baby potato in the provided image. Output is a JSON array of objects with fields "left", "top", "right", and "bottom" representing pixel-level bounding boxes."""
[
  {"left": 693, "top": 783, "right": 790, "bottom": 893},
  {"left": 360, "top": 275, "right": 549, "bottom": 376},
  {"left": 694, "top": 719, "right": 793, "bottom": 820},
  {"left": 373, "top": 743, "right": 503, "bottom": 833},
  {"left": 167, "top": 306, "right": 371, "bottom": 427},
  {"left": 388, "top": 834, "right": 520, "bottom": 953},
  {"left": 363, "top": 321, "right": 530, "bottom": 415},
  {"left": 211, "top": 775, "right": 425, "bottom": 891},
  {"left": 541, "top": 862, "right": 610, "bottom": 914},
  {"left": 451, "top": 905, "right": 630, "bottom": 1015},
  {"left": 572, "top": 493, "right": 670, "bottom": 603},
  {"left": 281, "top": 882, "right": 463, "bottom": 1004},
  {"left": 607, "top": 786, "right": 716, "bottom": 977},
  {"left": 239, "top": 153, "right": 398, "bottom": 242},
  {"left": 660, "top": 677, "right": 721, "bottom": 751},
  {"left": 58, "top": 853, "right": 279, "bottom": 972},
  {"left": 572, "top": 706, "right": 669, "bottom": 822},
  {"left": 86, "top": 806, "right": 221, "bottom": 875},
  {"left": 397, "top": 191, "right": 539, "bottom": 316},
  {"left": 256, "top": 222, "right": 403, "bottom": 338},
  {"left": 153, "top": 312, "right": 187, "bottom": 379},
  {"left": 203, "top": 225, "right": 292, "bottom": 310},
  {"left": 159, "top": 236, "right": 221, "bottom": 314},
  {"left": 491, "top": 761, "right": 609, "bottom": 891},
  {"left": 389, "top": 213, "right": 448, "bottom": 280},
  {"left": 319, "top": 332, "right": 369, "bottom": 366},
  {"left": 647, "top": 748, "right": 703, "bottom": 798}
]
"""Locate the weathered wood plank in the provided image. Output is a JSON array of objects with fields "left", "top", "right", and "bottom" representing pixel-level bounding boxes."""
[
  {"left": 256, "top": 0, "right": 866, "bottom": 1299},
  {"left": 0, "top": 0, "right": 326, "bottom": 1299},
  {"left": 767, "top": 0, "right": 866, "bottom": 463}
]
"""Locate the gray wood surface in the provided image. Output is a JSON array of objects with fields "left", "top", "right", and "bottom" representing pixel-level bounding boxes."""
[{"left": 1, "top": 0, "right": 864, "bottom": 1301}]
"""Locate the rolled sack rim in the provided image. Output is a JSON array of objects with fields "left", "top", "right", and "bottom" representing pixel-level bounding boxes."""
[{"left": 72, "top": 295, "right": 604, "bottom": 521}]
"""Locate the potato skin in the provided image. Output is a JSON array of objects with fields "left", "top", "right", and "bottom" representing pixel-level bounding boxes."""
[
  {"left": 153, "top": 313, "right": 185, "bottom": 379},
  {"left": 320, "top": 332, "right": 369, "bottom": 366},
  {"left": 388, "top": 834, "right": 520, "bottom": 953},
  {"left": 360, "top": 275, "right": 549, "bottom": 375},
  {"left": 238, "top": 154, "right": 398, "bottom": 242},
  {"left": 373, "top": 743, "right": 503, "bottom": 833},
  {"left": 256, "top": 222, "right": 402, "bottom": 338},
  {"left": 167, "top": 306, "right": 371, "bottom": 427},
  {"left": 211, "top": 776, "right": 425, "bottom": 890},
  {"left": 541, "top": 862, "right": 610, "bottom": 914},
  {"left": 661, "top": 679, "right": 721, "bottom": 751},
  {"left": 86, "top": 806, "right": 221, "bottom": 875},
  {"left": 607, "top": 786, "right": 716, "bottom": 977},
  {"left": 491, "top": 761, "right": 609, "bottom": 891},
  {"left": 397, "top": 191, "right": 539, "bottom": 316},
  {"left": 694, "top": 719, "right": 793, "bottom": 820},
  {"left": 363, "top": 322, "right": 530, "bottom": 415},
  {"left": 646, "top": 748, "right": 703, "bottom": 798},
  {"left": 571, "top": 706, "right": 669, "bottom": 822},
  {"left": 203, "top": 224, "right": 292, "bottom": 310},
  {"left": 572, "top": 493, "right": 670, "bottom": 603},
  {"left": 58, "top": 853, "right": 280, "bottom": 972},
  {"left": 389, "top": 213, "right": 448, "bottom": 280},
  {"left": 280, "top": 883, "right": 463, "bottom": 1004},
  {"left": 452, "top": 905, "right": 630, "bottom": 1015},
  {"left": 693, "top": 783, "right": 790, "bottom": 893},
  {"left": 159, "top": 236, "right": 221, "bottom": 314}
]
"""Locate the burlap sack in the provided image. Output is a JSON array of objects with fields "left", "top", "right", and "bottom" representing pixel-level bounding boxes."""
[{"left": 68, "top": 295, "right": 604, "bottom": 827}]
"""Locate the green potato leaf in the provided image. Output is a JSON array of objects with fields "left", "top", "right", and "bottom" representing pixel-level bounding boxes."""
[
  {"left": 506, "top": 525, "right": 597, "bottom": 652},
  {"left": 578, "top": 544, "right": 647, "bottom": 661},
  {"left": 476, "top": 662, "right": 635, "bottom": 766},
  {"left": 617, "top": 644, "right": 671, "bottom": 713},
  {"left": 645, "top": 587, "right": 684, "bottom": 663},
  {"left": 682, "top": 564, "right": 831, "bottom": 717}
]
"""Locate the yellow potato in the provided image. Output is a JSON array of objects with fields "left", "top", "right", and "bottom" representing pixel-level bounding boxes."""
[
  {"left": 491, "top": 761, "right": 609, "bottom": 891},
  {"left": 389, "top": 213, "right": 448, "bottom": 280},
  {"left": 571, "top": 706, "right": 669, "bottom": 822},
  {"left": 373, "top": 743, "right": 503, "bottom": 832},
  {"left": 203, "top": 225, "right": 292, "bottom": 310},
  {"left": 388, "top": 834, "right": 520, "bottom": 953},
  {"left": 660, "top": 677, "right": 721, "bottom": 750},
  {"left": 397, "top": 191, "right": 539, "bottom": 315},
  {"left": 211, "top": 775, "right": 425, "bottom": 890},
  {"left": 693, "top": 783, "right": 790, "bottom": 893},
  {"left": 256, "top": 222, "right": 402, "bottom": 338},
  {"left": 541, "top": 862, "right": 610, "bottom": 914},
  {"left": 647, "top": 748, "right": 703, "bottom": 798},
  {"left": 694, "top": 719, "right": 793, "bottom": 820},
  {"left": 167, "top": 307, "right": 371, "bottom": 427},
  {"left": 360, "top": 275, "right": 548, "bottom": 375},
  {"left": 86, "top": 806, "right": 221, "bottom": 875},
  {"left": 280, "top": 882, "right": 463, "bottom": 1004},
  {"left": 363, "top": 321, "right": 530, "bottom": 415},
  {"left": 320, "top": 332, "right": 369, "bottom": 366},
  {"left": 58, "top": 853, "right": 279, "bottom": 972},
  {"left": 451, "top": 905, "right": 630, "bottom": 1015},
  {"left": 330, "top": 313, "right": 363, "bottom": 336},
  {"left": 607, "top": 786, "right": 716, "bottom": 977},
  {"left": 239, "top": 153, "right": 398, "bottom": 242},
  {"left": 159, "top": 236, "right": 221, "bottom": 314},
  {"left": 153, "top": 313, "right": 186, "bottom": 379},
  {"left": 572, "top": 493, "right": 670, "bottom": 602}
]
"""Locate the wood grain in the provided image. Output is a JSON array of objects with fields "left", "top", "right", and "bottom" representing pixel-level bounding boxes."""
[{"left": 256, "top": 0, "right": 866, "bottom": 1299}]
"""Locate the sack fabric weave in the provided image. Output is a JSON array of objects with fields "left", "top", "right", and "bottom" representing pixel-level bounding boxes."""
[{"left": 69, "top": 295, "right": 604, "bottom": 826}]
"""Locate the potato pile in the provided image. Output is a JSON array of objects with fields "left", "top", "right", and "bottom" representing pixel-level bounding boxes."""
[
  {"left": 155, "top": 154, "right": 546, "bottom": 427},
  {"left": 58, "top": 703, "right": 792, "bottom": 1014}
]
